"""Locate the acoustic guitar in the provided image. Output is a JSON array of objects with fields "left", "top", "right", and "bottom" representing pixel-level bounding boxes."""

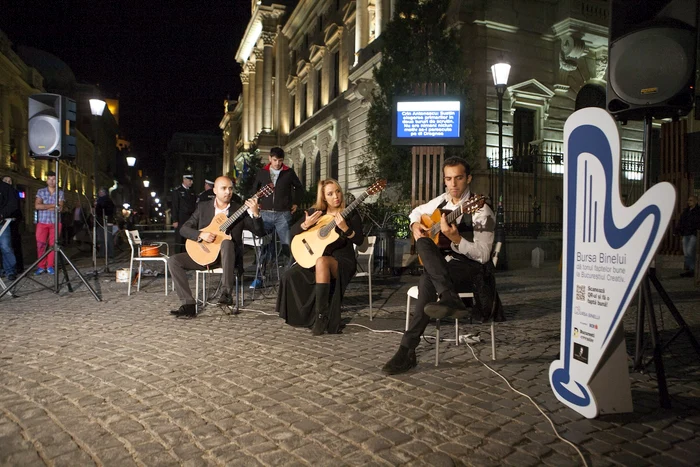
[
  {"left": 291, "top": 179, "right": 387, "bottom": 269},
  {"left": 185, "top": 183, "right": 274, "bottom": 266},
  {"left": 419, "top": 194, "right": 486, "bottom": 250}
]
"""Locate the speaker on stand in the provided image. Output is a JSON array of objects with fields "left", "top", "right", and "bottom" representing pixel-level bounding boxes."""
[
  {"left": 606, "top": 0, "right": 700, "bottom": 408},
  {"left": 0, "top": 94, "right": 101, "bottom": 302}
]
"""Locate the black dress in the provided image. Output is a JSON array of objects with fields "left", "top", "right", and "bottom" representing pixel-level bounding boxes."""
[{"left": 277, "top": 209, "right": 364, "bottom": 333}]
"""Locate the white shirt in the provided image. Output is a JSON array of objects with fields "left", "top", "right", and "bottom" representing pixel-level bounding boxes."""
[
  {"left": 409, "top": 190, "right": 495, "bottom": 264},
  {"left": 214, "top": 202, "right": 230, "bottom": 217}
]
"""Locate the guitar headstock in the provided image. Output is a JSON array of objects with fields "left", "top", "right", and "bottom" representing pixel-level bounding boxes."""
[
  {"left": 367, "top": 179, "right": 387, "bottom": 196},
  {"left": 461, "top": 194, "right": 487, "bottom": 215},
  {"left": 256, "top": 183, "right": 274, "bottom": 199}
]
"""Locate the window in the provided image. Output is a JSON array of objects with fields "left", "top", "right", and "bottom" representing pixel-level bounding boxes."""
[
  {"left": 512, "top": 107, "right": 536, "bottom": 172},
  {"left": 330, "top": 143, "right": 339, "bottom": 180},
  {"left": 290, "top": 94, "right": 296, "bottom": 129},
  {"left": 332, "top": 51, "right": 340, "bottom": 99},
  {"left": 300, "top": 82, "right": 307, "bottom": 121},
  {"left": 318, "top": 15, "right": 323, "bottom": 32},
  {"left": 316, "top": 68, "right": 323, "bottom": 111},
  {"left": 314, "top": 151, "right": 321, "bottom": 185}
]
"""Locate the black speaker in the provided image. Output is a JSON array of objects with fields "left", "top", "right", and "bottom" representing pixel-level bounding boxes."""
[
  {"left": 28, "top": 93, "right": 76, "bottom": 160},
  {"left": 607, "top": 0, "right": 699, "bottom": 121}
]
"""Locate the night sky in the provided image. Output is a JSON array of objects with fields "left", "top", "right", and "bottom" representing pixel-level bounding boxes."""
[{"left": 1, "top": 0, "right": 250, "bottom": 186}]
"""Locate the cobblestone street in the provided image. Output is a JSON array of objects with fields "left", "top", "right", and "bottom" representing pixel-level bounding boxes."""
[{"left": 0, "top": 256, "right": 699, "bottom": 466}]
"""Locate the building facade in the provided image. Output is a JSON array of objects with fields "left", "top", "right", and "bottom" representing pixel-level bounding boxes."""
[{"left": 225, "top": 0, "right": 700, "bottom": 238}]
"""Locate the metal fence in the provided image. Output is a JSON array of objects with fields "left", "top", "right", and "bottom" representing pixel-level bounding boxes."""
[{"left": 488, "top": 143, "right": 644, "bottom": 238}]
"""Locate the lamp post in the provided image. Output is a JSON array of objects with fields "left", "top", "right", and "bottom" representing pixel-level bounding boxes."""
[
  {"left": 89, "top": 99, "right": 106, "bottom": 275},
  {"left": 491, "top": 61, "right": 510, "bottom": 269}
]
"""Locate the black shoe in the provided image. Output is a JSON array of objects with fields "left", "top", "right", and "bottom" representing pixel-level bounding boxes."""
[
  {"left": 6, "top": 274, "right": 16, "bottom": 281},
  {"left": 218, "top": 291, "right": 233, "bottom": 306},
  {"left": 680, "top": 271, "right": 694, "bottom": 278},
  {"left": 170, "top": 304, "right": 196, "bottom": 317},
  {"left": 311, "top": 314, "right": 329, "bottom": 336},
  {"left": 382, "top": 346, "right": 417, "bottom": 375},
  {"left": 424, "top": 291, "right": 470, "bottom": 320}
]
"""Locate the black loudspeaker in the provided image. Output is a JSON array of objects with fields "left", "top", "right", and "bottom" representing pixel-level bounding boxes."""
[
  {"left": 607, "top": 0, "right": 698, "bottom": 121},
  {"left": 28, "top": 93, "right": 76, "bottom": 160}
]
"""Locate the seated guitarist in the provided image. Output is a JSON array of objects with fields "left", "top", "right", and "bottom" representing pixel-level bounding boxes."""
[
  {"left": 169, "top": 176, "right": 265, "bottom": 318},
  {"left": 277, "top": 179, "right": 364, "bottom": 335},
  {"left": 382, "top": 157, "right": 495, "bottom": 375}
]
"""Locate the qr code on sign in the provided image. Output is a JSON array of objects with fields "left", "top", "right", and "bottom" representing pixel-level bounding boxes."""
[{"left": 576, "top": 284, "right": 586, "bottom": 302}]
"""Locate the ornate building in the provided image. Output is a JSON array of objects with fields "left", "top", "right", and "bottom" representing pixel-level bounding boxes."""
[{"left": 225, "top": 0, "right": 659, "bottom": 204}]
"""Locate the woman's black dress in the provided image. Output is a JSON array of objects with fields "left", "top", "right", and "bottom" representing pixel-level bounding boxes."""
[{"left": 277, "top": 209, "right": 364, "bottom": 333}]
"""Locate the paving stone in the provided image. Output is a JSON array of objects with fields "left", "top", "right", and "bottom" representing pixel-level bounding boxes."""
[{"left": 0, "top": 262, "right": 698, "bottom": 466}]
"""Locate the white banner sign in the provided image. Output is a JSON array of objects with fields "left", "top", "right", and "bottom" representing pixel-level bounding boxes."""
[{"left": 549, "top": 108, "right": 675, "bottom": 418}]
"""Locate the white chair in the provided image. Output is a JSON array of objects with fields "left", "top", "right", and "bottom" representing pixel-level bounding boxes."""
[
  {"left": 354, "top": 235, "right": 377, "bottom": 320},
  {"left": 125, "top": 230, "right": 171, "bottom": 296},
  {"left": 405, "top": 242, "right": 502, "bottom": 365},
  {"left": 195, "top": 268, "right": 243, "bottom": 314}
]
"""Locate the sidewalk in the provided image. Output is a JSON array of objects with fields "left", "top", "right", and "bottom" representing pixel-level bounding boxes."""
[{"left": 0, "top": 252, "right": 698, "bottom": 466}]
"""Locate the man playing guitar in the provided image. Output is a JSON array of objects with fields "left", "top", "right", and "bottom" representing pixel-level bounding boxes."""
[
  {"left": 169, "top": 176, "right": 266, "bottom": 318},
  {"left": 382, "top": 157, "right": 496, "bottom": 375}
]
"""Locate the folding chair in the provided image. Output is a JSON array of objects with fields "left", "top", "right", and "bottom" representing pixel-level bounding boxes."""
[
  {"left": 354, "top": 235, "right": 377, "bottom": 319},
  {"left": 406, "top": 242, "right": 502, "bottom": 365},
  {"left": 195, "top": 268, "right": 244, "bottom": 314},
  {"left": 125, "top": 230, "right": 171, "bottom": 296}
]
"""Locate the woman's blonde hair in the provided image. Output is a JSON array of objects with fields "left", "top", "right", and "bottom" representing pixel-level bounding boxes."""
[{"left": 312, "top": 178, "right": 345, "bottom": 211}]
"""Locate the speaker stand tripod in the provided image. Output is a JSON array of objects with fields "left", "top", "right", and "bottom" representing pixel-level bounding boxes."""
[
  {"left": 633, "top": 115, "right": 700, "bottom": 408},
  {"left": 0, "top": 159, "right": 101, "bottom": 301}
]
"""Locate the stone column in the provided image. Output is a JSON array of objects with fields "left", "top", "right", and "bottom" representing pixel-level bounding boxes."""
[
  {"left": 240, "top": 72, "right": 250, "bottom": 146},
  {"left": 375, "top": 0, "right": 385, "bottom": 38},
  {"left": 247, "top": 61, "right": 257, "bottom": 141},
  {"left": 254, "top": 48, "right": 264, "bottom": 137},
  {"left": 262, "top": 31, "right": 276, "bottom": 133},
  {"left": 355, "top": 0, "right": 369, "bottom": 65},
  {"left": 0, "top": 86, "right": 10, "bottom": 168},
  {"left": 19, "top": 128, "right": 28, "bottom": 173},
  {"left": 275, "top": 26, "right": 289, "bottom": 136},
  {"left": 390, "top": 0, "right": 396, "bottom": 20}
]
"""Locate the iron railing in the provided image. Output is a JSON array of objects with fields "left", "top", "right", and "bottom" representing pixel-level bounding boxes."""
[{"left": 488, "top": 143, "right": 644, "bottom": 238}]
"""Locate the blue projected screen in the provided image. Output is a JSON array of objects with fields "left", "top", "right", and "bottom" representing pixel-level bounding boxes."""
[{"left": 392, "top": 97, "right": 464, "bottom": 146}]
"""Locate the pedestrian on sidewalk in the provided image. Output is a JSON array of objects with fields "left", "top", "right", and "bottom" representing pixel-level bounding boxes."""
[
  {"left": 0, "top": 176, "right": 19, "bottom": 281},
  {"left": 34, "top": 171, "right": 64, "bottom": 275},
  {"left": 1, "top": 175, "right": 23, "bottom": 274},
  {"left": 172, "top": 174, "right": 197, "bottom": 254},
  {"left": 678, "top": 194, "right": 700, "bottom": 278}
]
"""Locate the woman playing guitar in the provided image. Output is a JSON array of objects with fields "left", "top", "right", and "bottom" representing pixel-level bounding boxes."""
[{"left": 277, "top": 179, "right": 364, "bottom": 335}]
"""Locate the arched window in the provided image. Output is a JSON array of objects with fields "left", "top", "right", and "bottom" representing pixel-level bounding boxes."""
[
  {"left": 300, "top": 158, "right": 307, "bottom": 188},
  {"left": 329, "top": 143, "right": 339, "bottom": 180},
  {"left": 314, "top": 151, "right": 321, "bottom": 185}
]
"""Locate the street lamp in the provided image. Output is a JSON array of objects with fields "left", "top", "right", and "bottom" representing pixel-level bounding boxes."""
[
  {"left": 126, "top": 155, "right": 137, "bottom": 167},
  {"left": 491, "top": 60, "right": 511, "bottom": 269},
  {"left": 89, "top": 98, "right": 106, "bottom": 275},
  {"left": 150, "top": 191, "right": 157, "bottom": 198},
  {"left": 143, "top": 179, "right": 150, "bottom": 188}
]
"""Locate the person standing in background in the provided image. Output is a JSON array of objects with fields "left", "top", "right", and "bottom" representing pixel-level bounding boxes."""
[
  {"left": 171, "top": 174, "right": 196, "bottom": 253},
  {"left": 34, "top": 171, "right": 64, "bottom": 275},
  {"left": 0, "top": 176, "right": 19, "bottom": 280},
  {"left": 678, "top": 195, "right": 700, "bottom": 278},
  {"left": 1, "top": 175, "right": 23, "bottom": 274}
]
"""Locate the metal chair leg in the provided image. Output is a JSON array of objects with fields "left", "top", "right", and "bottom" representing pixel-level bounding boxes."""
[{"left": 435, "top": 319, "right": 441, "bottom": 367}]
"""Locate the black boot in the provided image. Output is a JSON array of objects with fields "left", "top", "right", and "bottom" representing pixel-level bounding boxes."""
[
  {"left": 382, "top": 345, "right": 417, "bottom": 375},
  {"left": 424, "top": 290, "right": 470, "bottom": 320},
  {"left": 311, "top": 283, "right": 331, "bottom": 336}
]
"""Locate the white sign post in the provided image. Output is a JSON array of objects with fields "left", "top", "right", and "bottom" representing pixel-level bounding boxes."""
[{"left": 549, "top": 108, "right": 675, "bottom": 418}]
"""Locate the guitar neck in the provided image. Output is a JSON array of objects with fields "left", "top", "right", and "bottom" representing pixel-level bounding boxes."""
[
  {"left": 320, "top": 190, "right": 369, "bottom": 236},
  {"left": 220, "top": 196, "right": 257, "bottom": 232}
]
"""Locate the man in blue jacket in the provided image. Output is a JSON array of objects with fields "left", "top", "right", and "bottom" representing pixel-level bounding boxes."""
[{"left": 251, "top": 147, "right": 303, "bottom": 288}]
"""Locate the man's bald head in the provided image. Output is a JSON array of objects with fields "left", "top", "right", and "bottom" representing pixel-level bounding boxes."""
[
  {"left": 689, "top": 196, "right": 698, "bottom": 208},
  {"left": 213, "top": 176, "right": 234, "bottom": 205}
]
